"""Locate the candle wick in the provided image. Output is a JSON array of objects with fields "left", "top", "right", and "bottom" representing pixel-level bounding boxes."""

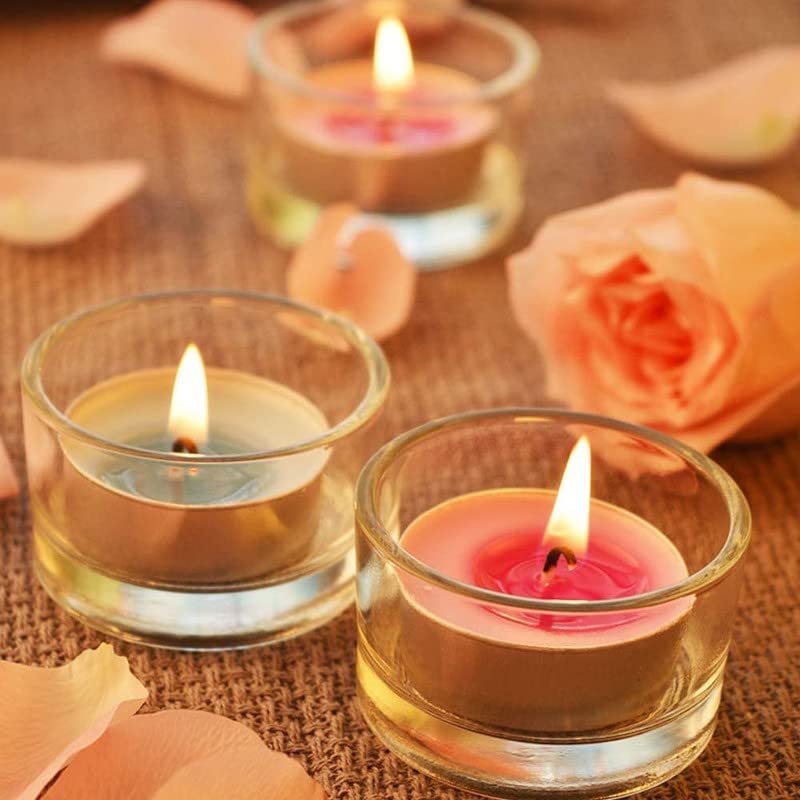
[
  {"left": 542, "top": 546, "right": 578, "bottom": 575},
  {"left": 171, "top": 436, "right": 198, "bottom": 454}
]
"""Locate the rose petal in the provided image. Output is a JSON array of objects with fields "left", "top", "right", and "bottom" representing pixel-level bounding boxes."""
[
  {"left": 151, "top": 748, "right": 324, "bottom": 799},
  {"left": 507, "top": 188, "right": 674, "bottom": 405},
  {"left": 0, "top": 644, "right": 147, "bottom": 800},
  {"left": 675, "top": 173, "right": 800, "bottom": 323},
  {"left": 608, "top": 46, "right": 800, "bottom": 166},
  {"left": 287, "top": 204, "right": 417, "bottom": 342},
  {"left": 101, "top": 0, "right": 255, "bottom": 100},
  {"left": 0, "top": 159, "right": 144, "bottom": 247},
  {"left": 45, "top": 710, "right": 324, "bottom": 800},
  {"left": 732, "top": 376, "right": 800, "bottom": 443},
  {"left": 0, "top": 435, "right": 18, "bottom": 500},
  {"left": 672, "top": 372, "right": 800, "bottom": 452}
]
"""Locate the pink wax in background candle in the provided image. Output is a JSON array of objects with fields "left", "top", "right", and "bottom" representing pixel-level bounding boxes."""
[
  {"left": 324, "top": 107, "right": 461, "bottom": 148},
  {"left": 401, "top": 489, "right": 692, "bottom": 647}
]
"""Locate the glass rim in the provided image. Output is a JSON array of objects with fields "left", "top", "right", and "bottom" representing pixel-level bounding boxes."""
[
  {"left": 355, "top": 407, "right": 751, "bottom": 613},
  {"left": 247, "top": 0, "right": 541, "bottom": 108},
  {"left": 21, "top": 289, "right": 391, "bottom": 463}
]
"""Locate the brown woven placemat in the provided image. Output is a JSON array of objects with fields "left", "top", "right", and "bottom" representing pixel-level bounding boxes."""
[{"left": 1, "top": 1, "right": 799, "bottom": 798}]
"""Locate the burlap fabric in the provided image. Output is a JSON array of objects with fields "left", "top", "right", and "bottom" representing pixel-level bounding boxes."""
[{"left": 1, "top": 1, "right": 798, "bottom": 797}]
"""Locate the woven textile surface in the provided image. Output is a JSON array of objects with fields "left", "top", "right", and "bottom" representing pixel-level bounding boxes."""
[{"left": 1, "top": 1, "right": 799, "bottom": 798}]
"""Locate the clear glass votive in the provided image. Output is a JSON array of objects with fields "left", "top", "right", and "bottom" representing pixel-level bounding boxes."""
[
  {"left": 21, "top": 290, "right": 389, "bottom": 650},
  {"left": 355, "top": 409, "right": 750, "bottom": 799},
  {"left": 246, "top": 0, "right": 539, "bottom": 270}
]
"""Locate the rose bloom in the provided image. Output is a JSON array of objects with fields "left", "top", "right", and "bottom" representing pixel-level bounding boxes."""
[{"left": 507, "top": 173, "right": 800, "bottom": 453}]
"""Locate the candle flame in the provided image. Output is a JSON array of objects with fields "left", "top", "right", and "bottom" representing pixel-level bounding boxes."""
[
  {"left": 168, "top": 343, "right": 208, "bottom": 449},
  {"left": 373, "top": 16, "right": 415, "bottom": 94},
  {"left": 542, "top": 436, "right": 591, "bottom": 558}
]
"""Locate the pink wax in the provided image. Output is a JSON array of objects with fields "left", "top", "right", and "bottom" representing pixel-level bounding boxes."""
[
  {"left": 400, "top": 489, "right": 692, "bottom": 649},
  {"left": 290, "top": 61, "right": 496, "bottom": 153},
  {"left": 324, "top": 109, "right": 459, "bottom": 148}
]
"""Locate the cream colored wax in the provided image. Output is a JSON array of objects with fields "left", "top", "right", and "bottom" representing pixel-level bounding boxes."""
[{"left": 58, "top": 368, "right": 329, "bottom": 584}]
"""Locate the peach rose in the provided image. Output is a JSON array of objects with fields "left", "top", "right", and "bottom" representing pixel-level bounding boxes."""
[{"left": 507, "top": 173, "right": 800, "bottom": 453}]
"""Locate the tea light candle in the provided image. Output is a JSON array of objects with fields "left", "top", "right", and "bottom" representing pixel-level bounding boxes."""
[
  {"left": 399, "top": 437, "right": 692, "bottom": 732},
  {"left": 60, "top": 344, "right": 329, "bottom": 584},
  {"left": 276, "top": 16, "right": 497, "bottom": 212}
]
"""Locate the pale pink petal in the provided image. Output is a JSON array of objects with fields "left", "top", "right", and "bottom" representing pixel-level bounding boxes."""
[
  {"left": 45, "top": 710, "right": 324, "bottom": 800},
  {"left": 0, "top": 159, "right": 145, "bottom": 247},
  {"left": 152, "top": 748, "right": 325, "bottom": 799},
  {"left": 0, "top": 435, "right": 18, "bottom": 500},
  {"left": 0, "top": 644, "right": 147, "bottom": 800},
  {"left": 275, "top": 310, "right": 353, "bottom": 354},
  {"left": 101, "top": 0, "right": 255, "bottom": 100},
  {"left": 507, "top": 189, "right": 674, "bottom": 406},
  {"left": 675, "top": 173, "right": 800, "bottom": 322},
  {"left": 608, "top": 46, "right": 800, "bottom": 166},
  {"left": 673, "top": 372, "right": 800, "bottom": 452},
  {"left": 287, "top": 204, "right": 417, "bottom": 342}
]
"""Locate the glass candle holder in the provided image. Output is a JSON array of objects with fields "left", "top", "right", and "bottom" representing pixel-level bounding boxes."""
[
  {"left": 355, "top": 409, "right": 750, "bottom": 799},
  {"left": 21, "top": 290, "right": 389, "bottom": 650},
  {"left": 246, "top": 0, "right": 539, "bottom": 271}
]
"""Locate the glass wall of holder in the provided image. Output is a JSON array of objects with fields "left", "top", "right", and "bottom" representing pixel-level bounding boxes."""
[
  {"left": 355, "top": 409, "right": 750, "bottom": 799},
  {"left": 246, "top": 0, "right": 539, "bottom": 270},
  {"left": 21, "top": 290, "right": 389, "bottom": 651}
]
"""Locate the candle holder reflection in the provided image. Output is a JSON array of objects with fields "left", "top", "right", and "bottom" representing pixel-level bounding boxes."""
[
  {"left": 354, "top": 409, "right": 750, "bottom": 799},
  {"left": 245, "top": 0, "right": 539, "bottom": 270},
  {"left": 21, "top": 291, "right": 389, "bottom": 650}
]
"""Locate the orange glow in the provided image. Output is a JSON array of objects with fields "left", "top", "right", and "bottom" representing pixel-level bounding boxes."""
[
  {"left": 373, "top": 16, "right": 415, "bottom": 94},
  {"left": 542, "top": 436, "right": 591, "bottom": 557},
  {"left": 168, "top": 343, "right": 208, "bottom": 448}
]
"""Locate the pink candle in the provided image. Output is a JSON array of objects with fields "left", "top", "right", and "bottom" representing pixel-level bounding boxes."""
[
  {"left": 398, "top": 438, "right": 692, "bottom": 732},
  {"left": 274, "top": 17, "right": 497, "bottom": 212}
]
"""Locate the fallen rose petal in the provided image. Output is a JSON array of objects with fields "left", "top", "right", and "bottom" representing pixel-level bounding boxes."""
[
  {"left": 0, "top": 435, "right": 18, "bottom": 500},
  {"left": 608, "top": 46, "right": 800, "bottom": 166},
  {"left": 45, "top": 710, "right": 324, "bottom": 800},
  {"left": 151, "top": 747, "right": 325, "bottom": 799},
  {"left": 0, "top": 644, "right": 147, "bottom": 800},
  {"left": 101, "top": 0, "right": 256, "bottom": 100},
  {"left": 0, "top": 159, "right": 145, "bottom": 247},
  {"left": 287, "top": 204, "right": 417, "bottom": 342},
  {"left": 275, "top": 310, "right": 353, "bottom": 354}
]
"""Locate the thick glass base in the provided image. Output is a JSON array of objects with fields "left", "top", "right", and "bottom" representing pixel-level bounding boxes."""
[
  {"left": 357, "top": 648, "right": 721, "bottom": 799},
  {"left": 246, "top": 143, "right": 524, "bottom": 272},
  {"left": 33, "top": 527, "right": 355, "bottom": 651}
]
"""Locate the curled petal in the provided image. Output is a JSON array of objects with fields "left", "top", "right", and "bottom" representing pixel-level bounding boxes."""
[
  {"left": 46, "top": 710, "right": 324, "bottom": 800},
  {"left": 0, "top": 160, "right": 144, "bottom": 247},
  {"left": 674, "top": 173, "right": 800, "bottom": 321},
  {"left": 0, "top": 644, "right": 147, "bottom": 800},
  {"left": 676, "top": 373, "right": 800, "bottom": 452},
  {"left": 507, "top": 188, "right": 674, "bottom": 406},
  {"left": 0, "top": 435, "right": 18, "bottom": 500},
  {"left": 101, "top": 0, "right": 255, "bottom": 100},
  {"left": 287, "top": 204, "right": 417, "bottom": 342},
  {"left": 608, "top": 46, "right": 800, "bottom": 166}
]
